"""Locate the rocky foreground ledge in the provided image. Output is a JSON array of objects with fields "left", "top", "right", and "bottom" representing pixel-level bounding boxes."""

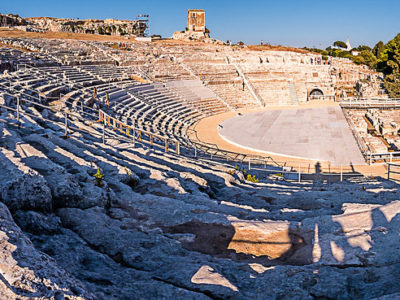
[{"left": 0, "top": 104, "right": 400, "bottom": 299}]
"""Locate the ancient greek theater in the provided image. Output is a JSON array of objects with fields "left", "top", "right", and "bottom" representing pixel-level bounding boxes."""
[{"left": 1, "top": 5, "right": 400, "bottom": 300}]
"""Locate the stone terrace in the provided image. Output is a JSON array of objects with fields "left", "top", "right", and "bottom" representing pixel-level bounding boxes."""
[{"left": 2, "top": 37, "right": 386, "bottom": 109}]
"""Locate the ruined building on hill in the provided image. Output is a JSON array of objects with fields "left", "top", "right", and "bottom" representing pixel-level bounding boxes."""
[
  {"left": 25, "top": 17, "right": 148, "bottom": 36},
  {"left": 0, "top": 14, "right": 148, "bottom": 37},
  {"left": 187, "top": 9, "right": 205, "bottom": 32},
  {"left": 0, "top": 14, "right": 26, "bottom": 27},
  {"left": 174, "top": 9, "right": 213, "bottom": 42}
]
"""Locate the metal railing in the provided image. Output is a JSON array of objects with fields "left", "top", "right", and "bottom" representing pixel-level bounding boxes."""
[
  {"left": 309, "top": 95, "right": 336, "bottom": 101},
  {"left": 340, "top": 98, "right": 400, "bottom": 109},
  {"left": 341, "top": 99, "right": 400, "bottom": 165},
  {"left": 0, "top": 91, "right": 91, "bottom": 138},
  {"left": 368, "top": 152, "right": 400, "bottom": 165},
  {"left": 341, "top": 107, "right": 369, "bottom": 159},
  {"left": 231, "top": 61, "right": 265, "bottom": 108},
  {"left": 246, "top": 159, "right": 362, "bottom": 183},
  {"left": 98, "top": 110, "right": 180, "bottom": 155},
  {"left": 387, "top": 163, "right": 400, "bottom": 181}
]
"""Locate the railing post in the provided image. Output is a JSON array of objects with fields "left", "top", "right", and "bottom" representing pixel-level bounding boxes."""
[
  {"left": 248, "top": 158, "right": 251, "bottom": 171},
  {"left": 102, "top": 121, "right": 105, "bottom": 144},
  {"left": 298, "top": 163, "right": 301, "bottom": 183},
  {"left": 16, "top": 96, "right": 20, "bottom": 124},
  {"left": 165, "top": 139, "right": 169, "bottom": 153},
  {"left": 194, "top": 145, "right": 197, "bottom": 158},
  {"left": 176, "top": 141, "right": 180, "bottom": 155},
  {"left": 369, "top": 153, "right": 372, "bottom": 165},
  {"left": 390, "top": 152, "right": 393, "bottom": 163},
  {"left": 64, "top": 112, "right": 68, "bottom": 137},
  {"left": 340, "top": 165, "right": 343, "bottom": 182},
  {"left": 387, "top": 164, "right": 390, "bottom": 180}
]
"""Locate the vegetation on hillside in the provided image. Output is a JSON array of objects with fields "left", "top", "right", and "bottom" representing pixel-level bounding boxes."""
[
  {"left": 304, "top": 34, "right": 400, "bottom": 97},
  {"left": 377, "top": 34, "right": 400, "bottom": 98}
]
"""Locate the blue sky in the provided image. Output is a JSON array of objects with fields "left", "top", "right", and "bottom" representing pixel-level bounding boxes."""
[{"left": 2, "top": 0, "right": 400, "bottom": 48}]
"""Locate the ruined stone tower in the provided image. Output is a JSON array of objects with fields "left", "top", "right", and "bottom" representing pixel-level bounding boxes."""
[{"left": 187, "top": 9, "right": 205, "bottom": 32}]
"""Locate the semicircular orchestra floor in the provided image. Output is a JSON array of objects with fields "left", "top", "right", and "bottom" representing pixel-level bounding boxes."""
[{"left": 218, "top": 106, "right": 365, "bottom": 166}]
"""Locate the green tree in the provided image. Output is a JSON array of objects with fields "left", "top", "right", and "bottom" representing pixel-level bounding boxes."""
[
  {"left": 373, "top": 41, "right": 385, "bottom": 59},
  {"left": 333, "top": 41, "right": 347, "bottom": 49},
  {"left": 337, "top": 50, "right": 352, "bottom": 59},
  {"left": 97, "top": 27, "right": 103, "bottom": 34},
  {"left": 358, "top": 50, "right": 377, "bottom": 68},
  {"left": 357, "top": 45, "right": 372, "bottom": 52},
  {"left": 379, "top": 34, "right": 400, "bottom": 97},
  {"left": 352, "top": 55, "right": 364, "bottom": 65},
  {"left": 384, "top": 60, "right": 400, "bottom": 97}
]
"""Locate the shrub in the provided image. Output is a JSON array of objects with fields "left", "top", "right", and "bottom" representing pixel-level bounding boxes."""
[
  {"left": 246, "top": 174, "right": 259, "bottom": 183},
  {"left": 227, "top": 169, "right": 235, "bottom": 175},
  {"left": 93, "top": 168, "right": 104, "bottom": 187}
]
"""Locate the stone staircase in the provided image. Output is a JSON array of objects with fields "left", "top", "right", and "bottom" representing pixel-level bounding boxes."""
[{"left": 288, "top": 81, "right": 299, "bottom": 105}]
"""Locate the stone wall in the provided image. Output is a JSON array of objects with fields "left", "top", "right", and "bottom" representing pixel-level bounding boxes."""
[
  {"left": 1, "top": 15, "right": 147, "bottom": 36},
  {"left": 0, "top": 14, "right": 26, "bottom": 27}
]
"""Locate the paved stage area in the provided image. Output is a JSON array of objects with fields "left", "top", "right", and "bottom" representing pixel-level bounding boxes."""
[{"left": 218, "top": 106, "right": 366, "bottom": 165}]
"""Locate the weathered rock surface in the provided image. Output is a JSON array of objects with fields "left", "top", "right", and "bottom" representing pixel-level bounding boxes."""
[
  {"left": 0, "top": 202, "right": 93, "bottom": 299},
  {"left": 0, "top": 147, "right": 52, "bottom": 212},
  {"left": 0, "top": 44, "right": 398, "bottom": 299}
]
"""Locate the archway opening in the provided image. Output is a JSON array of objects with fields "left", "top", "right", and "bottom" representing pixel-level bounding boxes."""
[{"left": 309, "top": 89, "right": 324, "bottom": 100}]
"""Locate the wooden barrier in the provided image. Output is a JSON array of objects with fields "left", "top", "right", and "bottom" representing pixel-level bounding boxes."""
[{"left": 98, "top": 110, "right": 180, "bottom": 155}]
